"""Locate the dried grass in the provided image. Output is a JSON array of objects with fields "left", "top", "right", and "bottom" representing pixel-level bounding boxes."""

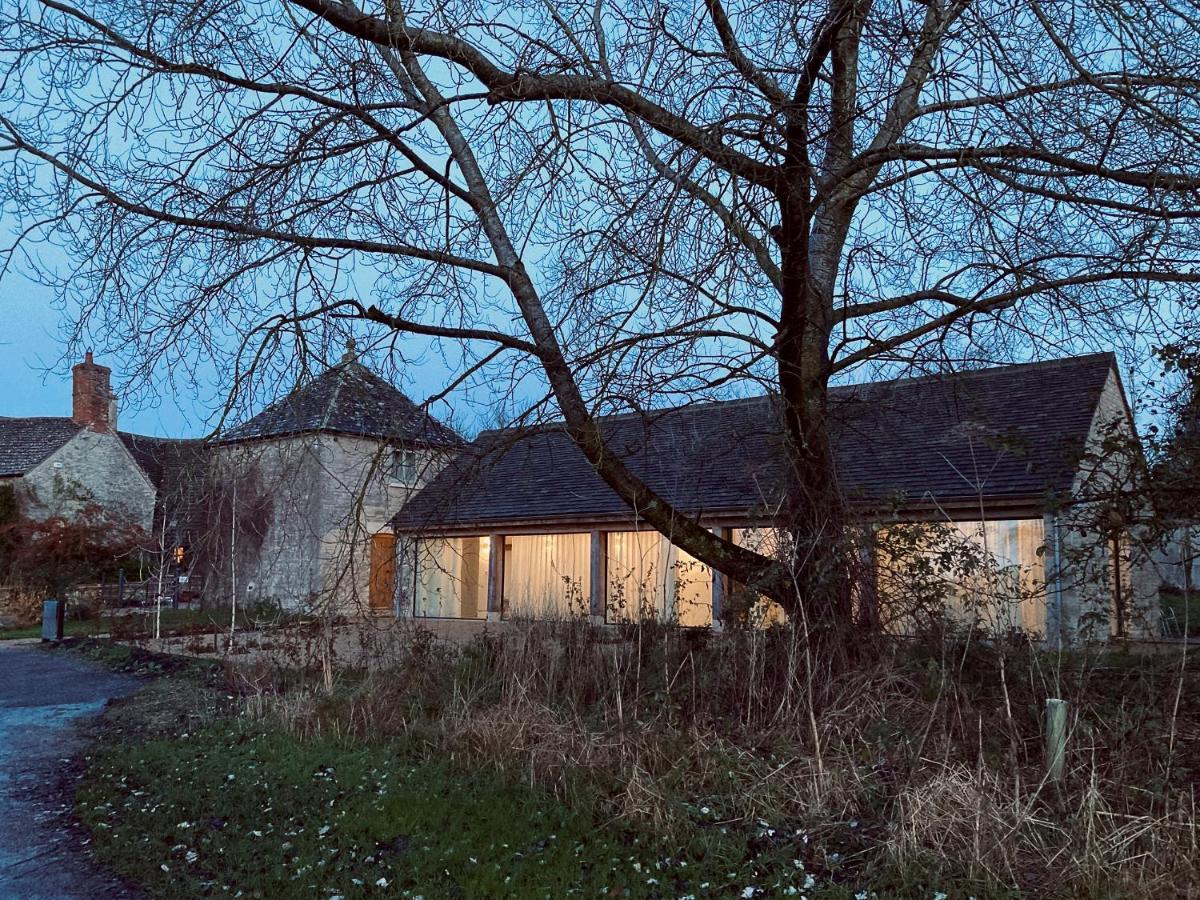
[
  {"left": 237, "top": 618, "right": 1200, "bottom": 897},
  {"left": 0, "top": 584, "right": 44, "bottom": 626}
]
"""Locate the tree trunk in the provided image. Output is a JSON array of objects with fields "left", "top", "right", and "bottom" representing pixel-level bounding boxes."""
[{"left": 769, "top": 197, "right": 857, "bottom": 662}]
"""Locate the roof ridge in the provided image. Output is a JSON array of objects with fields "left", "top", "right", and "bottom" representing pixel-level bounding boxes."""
[
  {"left": 0, "top": 415, "right": 77, "bottom": 424},
  {"left": 317, "top": 362, "right": 350, "bottom": 432},
  {"left": 471, "top": 353, "right": 1116, "bottom": 441},
  {"left": 118, "top": 430, "right": 203, "bottom": 445},
  {"left": 841, "top": 351, "right": 1116, "bottom": 390},
  {"left": 473, "top": 394, "right": 775, "bottom": 439}
]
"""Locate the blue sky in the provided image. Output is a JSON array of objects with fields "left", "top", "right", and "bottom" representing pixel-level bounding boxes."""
[
  {"left": 0, "top": 241, "right": 487, "bottom": 439},
  {"left": 0, "top": 259, "right": 203, "bottom": 436},
  {"left": 0, "top": 239, "right": 1164, "bottom": 441}
]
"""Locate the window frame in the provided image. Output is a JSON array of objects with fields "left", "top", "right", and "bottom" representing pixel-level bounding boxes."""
[{"left": 389, "top": 447, "right": 419, "bottom": 487}]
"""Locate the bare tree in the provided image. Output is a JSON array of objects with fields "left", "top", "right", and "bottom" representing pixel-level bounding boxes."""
[{"left": 3, "top": 0, "right": 1200, "bottom": 657}]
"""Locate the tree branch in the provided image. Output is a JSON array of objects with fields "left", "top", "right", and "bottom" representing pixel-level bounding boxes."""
[{"left": 286, "top": 0, "right": 782, "bottom": 190}]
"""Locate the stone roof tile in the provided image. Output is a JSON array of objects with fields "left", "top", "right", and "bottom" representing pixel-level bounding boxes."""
[
  {"left": 0, "top": 417, "right": 83, "bottom": 477},
  {"left": 393, "top": 353, "right": 1117, "bottom": 531},
  {"left": 220, "top": 361, "right": 461, "bottom": 447}
]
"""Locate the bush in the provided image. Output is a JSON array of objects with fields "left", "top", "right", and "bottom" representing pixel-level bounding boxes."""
[
  {"left": 0, "top": 584, "right": 44, "bottom": 627},
  {"left": 1, "top": 504, "right": 146, "bottom": 596}
]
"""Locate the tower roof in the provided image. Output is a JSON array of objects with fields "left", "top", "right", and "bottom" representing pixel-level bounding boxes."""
[{"left": 219, "top": 360, "right": 461, "bottom": 447}]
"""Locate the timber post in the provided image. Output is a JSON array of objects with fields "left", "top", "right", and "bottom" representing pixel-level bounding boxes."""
[
  {"left": 486, "top": 533, "right": 505, "bottom": 623},
  {"left": 589, "top": 530, "right": 607, "bottom": 626},
  {"left": 711, "top": 526, "right": 732, "bottom": 631}
]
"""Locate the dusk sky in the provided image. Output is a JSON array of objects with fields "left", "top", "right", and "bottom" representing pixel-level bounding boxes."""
[
  {"left": 0, "top": 260, "right": 205, "bottom": 437},
  {"left": 1, "top": 246, "right": 1164, "bottom": 442},
  {"left": 0, "top": 240, "right": 471, "bottom": 439}
]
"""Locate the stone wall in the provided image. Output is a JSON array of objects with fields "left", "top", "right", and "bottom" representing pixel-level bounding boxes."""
[
  {"left": 205, "top": 437, "right": 324, "bottom": 611},
  {"left": 1054, "top": 368, "right": 1162, "bottom": 642},
  {"left": 206, "top": 434, "right": 450, "bottom": 613},
  {"left": 17, "top": 430, "right": 155, "bottom": 531},
  {"left": 311, "top": 434, "right": 450, "bottom": 615}
]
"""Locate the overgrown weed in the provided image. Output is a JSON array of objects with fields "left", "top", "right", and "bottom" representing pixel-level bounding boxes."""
[{"left": 231, "top": 618, "right": 1199, "bottom": 896}]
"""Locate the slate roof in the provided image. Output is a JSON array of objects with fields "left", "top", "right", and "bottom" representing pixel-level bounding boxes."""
[
  {"left": 393, "top": 353, "right": 1119, "bottom": 531},
  {"left": 0, "top": 417, "right": 84, "bottom": 477},
  {"left": 219, "top": 360, "right": 462, "bottom": 447},
  {"left": 119, "top": 434, "right": 212, "bottom": 547}
]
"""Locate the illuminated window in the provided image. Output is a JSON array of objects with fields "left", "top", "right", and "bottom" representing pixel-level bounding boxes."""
[
  {"left": 607, "top": 531, "right": 712, "bottom": 626},
  {"left": 504, "top": 533, "right": 591, "bottom": 618},
  {"left": 414, "top": 537, "right": 490, "bottom": 619}
]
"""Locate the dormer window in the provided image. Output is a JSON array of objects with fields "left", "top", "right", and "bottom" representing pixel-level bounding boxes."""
[{"left": 391, "top": 448, "right": 419, "bottom": 486}]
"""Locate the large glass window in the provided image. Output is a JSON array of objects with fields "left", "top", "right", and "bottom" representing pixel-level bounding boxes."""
[
  {"left": 731, "top": 528, "right": 789, "bottom": 625},
  {"left": 606, "top": 531, "right": 712, "bottom": 625},
  {"left": 413, "top": 536, "right": 490, "bottom": 618},
  {"left": 875, "top": 519, "right": 1046, "bottom": 635},
  {"left": 504, "top": 533, "right": 591, "bottom": 618}
]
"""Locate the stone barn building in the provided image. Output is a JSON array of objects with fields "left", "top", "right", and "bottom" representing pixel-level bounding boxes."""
[{"left": 205, "top": 347, "right": 462, "bottom": 614}]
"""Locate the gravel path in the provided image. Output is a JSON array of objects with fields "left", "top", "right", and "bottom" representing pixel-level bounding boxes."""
[{"left": 0, "top": 643, "right": 140, "bottom": 899}]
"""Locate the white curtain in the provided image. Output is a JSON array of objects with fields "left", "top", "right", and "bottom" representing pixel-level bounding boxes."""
[
  {"left": 606, "top": 531, "right": 712, "bottom": 624},
  {"left": 949, "top": 520, "right": 1045, "bottom": 634},
  {"left": 731, "top": 528, "right": 789, "bottom": 625},
  {"left": 876, "top": 519, "right": 1047, "bottom": 635},
  {"left": 673, "top": 547, "right": 713, "bottom": 627},
  {"left": 413, "top": 536, "right": 490, "bottom": 618},
  {"left": 504, "top": 533, "right": 591, "bottom": 618}
]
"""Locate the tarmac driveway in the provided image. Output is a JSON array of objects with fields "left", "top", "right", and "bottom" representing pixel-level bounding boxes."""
[{"left": 0, "top": 643, "right": 139, "bottom": 899}]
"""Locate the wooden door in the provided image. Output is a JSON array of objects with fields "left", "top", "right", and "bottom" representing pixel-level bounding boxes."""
[{"left": 369, "top": 532, "right": 397, "bottom": 614}]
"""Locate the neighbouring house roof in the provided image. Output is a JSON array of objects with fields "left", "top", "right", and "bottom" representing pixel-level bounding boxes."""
[
  {"left": 118, "top": 433, "right": 197, "bottom": 489},
  {"left": 393, "top": 353, "right": 1119, "bottom": 532},
  {"left": 0, "top": 416, "right": 211, "bottom": 545},
  {"left": 218, "top": 360, "right": 462, "bottom": 447},
  {"left": 118, "top": 434, "right": 212, "bottom": 548},
  {"left": 0, "top": 417, "right": 85, "bottom": 477},
  {"left": 0, "top": 414, "right": 193, "bottom": 485}
]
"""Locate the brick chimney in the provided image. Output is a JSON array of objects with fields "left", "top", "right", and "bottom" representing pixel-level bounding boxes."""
[{"left": 71, "top": 351, "right": 117, "bottom": 431}]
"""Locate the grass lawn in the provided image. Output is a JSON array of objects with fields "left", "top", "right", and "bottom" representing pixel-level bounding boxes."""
[
  {"left": 78, "top": 721, "right": 861, "bottom": 899},
  {"left": 0, "top": 606, "right": 285, "bottom": 641},
  {"left": 71, "top": 625, "right": 1194, "bottom": 899}
]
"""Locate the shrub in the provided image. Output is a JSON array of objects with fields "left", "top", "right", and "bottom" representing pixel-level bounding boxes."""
[{"left": 0, "top": 504, "right": 146, "bottom": 596}]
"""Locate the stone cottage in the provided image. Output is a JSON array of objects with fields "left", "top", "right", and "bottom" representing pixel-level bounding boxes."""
[{"left": 0, "top": 353, "right": 157, "bottom": 531}]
